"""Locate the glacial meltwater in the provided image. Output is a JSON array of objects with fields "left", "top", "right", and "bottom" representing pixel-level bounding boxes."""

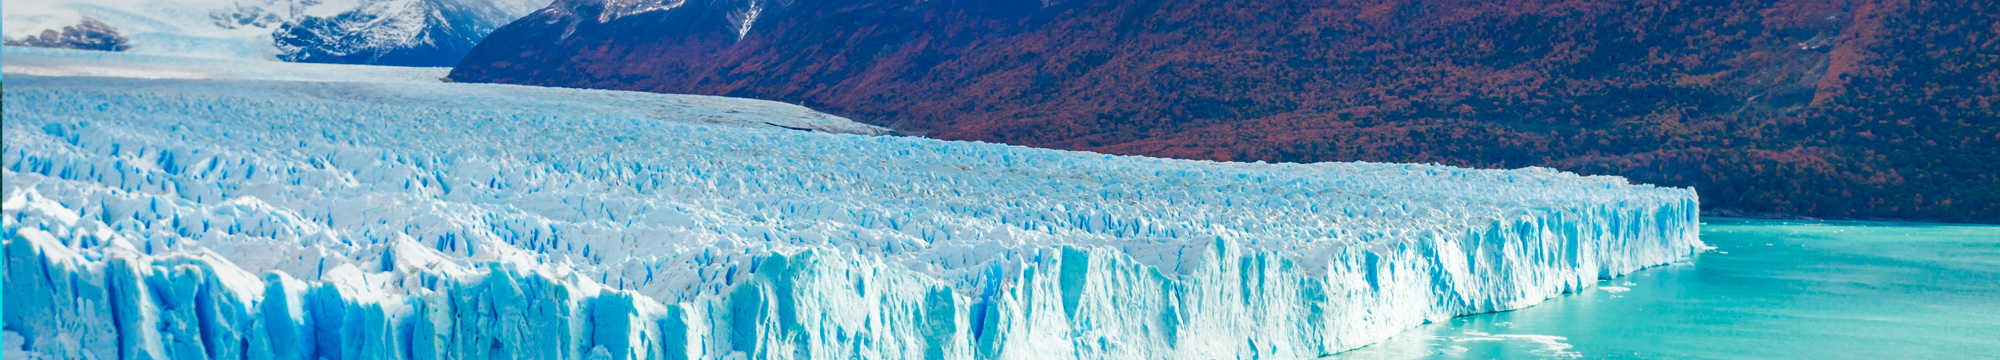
[{"left": 1330, "top": 217, "right": 2000, "bottom": 359}]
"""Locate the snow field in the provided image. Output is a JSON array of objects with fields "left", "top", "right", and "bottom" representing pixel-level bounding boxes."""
[{"left": 1, "top": 48, "right": 1703, "bottom": 359}]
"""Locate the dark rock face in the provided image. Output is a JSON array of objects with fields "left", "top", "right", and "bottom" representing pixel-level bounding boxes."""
[
  {"left": 5, "top": 17, "right": 131, "bottom": 52},
  {"left": 452, "top": 0, "right": 2000, "bottom": 223}
]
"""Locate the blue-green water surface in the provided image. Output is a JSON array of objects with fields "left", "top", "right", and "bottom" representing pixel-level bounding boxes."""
[{"left": 1330, "top": 218, "right": 2000, "bottom": 359}]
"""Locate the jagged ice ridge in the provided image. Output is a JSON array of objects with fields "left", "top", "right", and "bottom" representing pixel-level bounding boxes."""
[{"left": 1, "top": 48, "right": 1705, "bottom": 359}]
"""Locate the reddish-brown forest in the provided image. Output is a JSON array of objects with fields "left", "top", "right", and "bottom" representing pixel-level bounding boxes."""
[{"left": 452, "top": 0, "right": 1999, "bottom": 223}]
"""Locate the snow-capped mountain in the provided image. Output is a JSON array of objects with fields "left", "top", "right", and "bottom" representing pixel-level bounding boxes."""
[
  {"left": 2, "top": 0, "right": 549, "bottom": 65},
  {"left": 3, "top": 48, "right": 1703, "bottom": 359}
]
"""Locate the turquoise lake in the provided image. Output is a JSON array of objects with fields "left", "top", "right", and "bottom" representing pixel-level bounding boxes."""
[{"left": 1329, "top": 218, "right": 2000, "bottom": 359}]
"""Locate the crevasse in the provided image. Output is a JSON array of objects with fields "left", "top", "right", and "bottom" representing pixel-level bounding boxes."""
[{"left": 1, "top": 48, "right": 1703, "bottom": 359}]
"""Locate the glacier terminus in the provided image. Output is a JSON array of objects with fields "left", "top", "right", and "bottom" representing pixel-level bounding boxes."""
[{"left": 1, "top": 47, "right": 1704, "bottom": 359}]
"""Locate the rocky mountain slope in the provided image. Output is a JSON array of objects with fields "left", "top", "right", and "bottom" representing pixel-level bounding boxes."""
[
  {"left": 2, "top": 17, "right": 130, "bottom": 51},
  {"left": 449, "top": 0, "right": 1999, "bottom": 223}
]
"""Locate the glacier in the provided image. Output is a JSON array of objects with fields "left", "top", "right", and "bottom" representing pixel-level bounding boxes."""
[{"left": 1, "top": 47, "right": 1705, "bottom": 359}]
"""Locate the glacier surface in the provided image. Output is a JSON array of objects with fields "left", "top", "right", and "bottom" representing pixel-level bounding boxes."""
[{"left": 1, "top": 48, "right": 1704, "bottom": 359}]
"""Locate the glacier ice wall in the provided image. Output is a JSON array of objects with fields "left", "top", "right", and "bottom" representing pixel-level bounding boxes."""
[{"left": 2, "top": 49, "right": 1703, "bottom": 359}]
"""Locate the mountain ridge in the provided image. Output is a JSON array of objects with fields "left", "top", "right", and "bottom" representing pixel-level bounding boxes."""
[
  {"left": 450, "top": 0, "right": 1999, "bottom": 223},
  {"left": 3, "top": 0, "right": 549, "bottom": 65}
]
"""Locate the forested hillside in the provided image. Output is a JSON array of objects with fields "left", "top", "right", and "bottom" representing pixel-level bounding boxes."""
[{"left": 451, "top": 0, "right": 1999, "bottom": 223}]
